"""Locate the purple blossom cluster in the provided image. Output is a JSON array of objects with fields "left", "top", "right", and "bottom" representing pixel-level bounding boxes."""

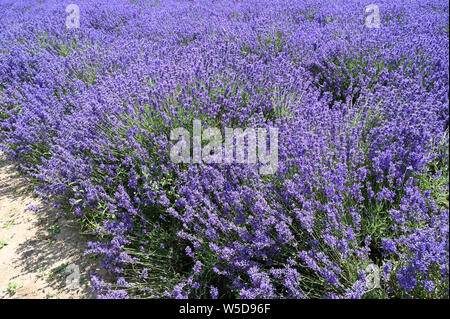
[{"left": 0, "top": 0, "right": 448, "bottom": 298}]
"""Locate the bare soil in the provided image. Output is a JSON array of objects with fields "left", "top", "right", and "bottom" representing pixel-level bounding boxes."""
[{"left": 0, "top": 153, "right": 103, "bottom": 299}]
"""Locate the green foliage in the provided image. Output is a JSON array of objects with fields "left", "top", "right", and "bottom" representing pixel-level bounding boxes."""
[
  {"left": 50, "top": 263, "right": 69, "bottom": 279},
  {"left": 418, "top": 130, "right": 449, "bottom": 211}
]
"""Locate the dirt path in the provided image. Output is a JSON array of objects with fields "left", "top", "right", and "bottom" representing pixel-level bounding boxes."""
[{"left": 0, "top": 153, "right": 102, "bottom": 299}]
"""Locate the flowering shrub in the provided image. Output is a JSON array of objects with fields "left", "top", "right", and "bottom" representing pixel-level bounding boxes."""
[{"left": 0, "top": 0, "right": 448, "bottom": 298}]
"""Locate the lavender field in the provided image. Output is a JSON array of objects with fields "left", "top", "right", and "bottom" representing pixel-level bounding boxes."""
[{"left": 0, "top": 0, "right": 448, "bottom": 299}]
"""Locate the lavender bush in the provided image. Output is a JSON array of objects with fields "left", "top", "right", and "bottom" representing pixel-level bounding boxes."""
[{"left": 0, "top": 0, "right": 448, "bottom": 299}]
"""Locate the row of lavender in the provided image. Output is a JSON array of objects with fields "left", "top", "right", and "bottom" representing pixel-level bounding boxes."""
[{"left": 0, "top": 0, "right": 448, "bottom": 298}]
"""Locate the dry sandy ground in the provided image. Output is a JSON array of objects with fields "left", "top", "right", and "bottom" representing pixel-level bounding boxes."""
[{"left": 0, "top": 153, "right": 103, "bottom": 299}]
